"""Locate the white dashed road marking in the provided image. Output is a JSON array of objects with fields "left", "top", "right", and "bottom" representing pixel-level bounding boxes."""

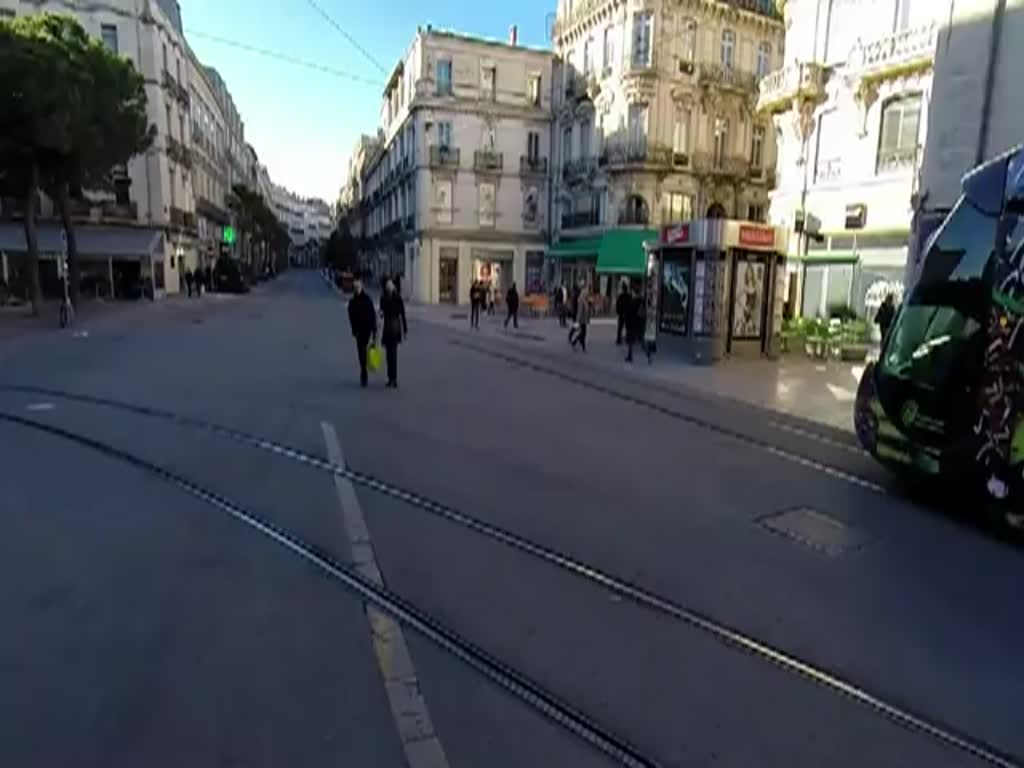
[
  {"left": 321, "top": 422, "right": 450, "bottom": 768},
  {"left": 25, "top": 402, "right": 55, "bottom": 412}
]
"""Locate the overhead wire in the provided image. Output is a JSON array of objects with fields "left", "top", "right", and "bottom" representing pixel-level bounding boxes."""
[
  {"left": 184, "top": 29, "right": 382, "bottom": 87},
  {"left": 302, "top": 0, "right": 389, "bottom": 74}
]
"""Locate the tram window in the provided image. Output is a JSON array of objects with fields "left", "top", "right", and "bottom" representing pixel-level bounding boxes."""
[
  {"left": 881, "top": 198, "right": 996, "bottom": 389},
  {"left": 915, "top": 198, "right": 997, "bottom": 291}
]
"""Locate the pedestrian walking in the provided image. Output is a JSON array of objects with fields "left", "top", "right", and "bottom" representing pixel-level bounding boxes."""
[
  {"left": 184, "top": 269, "right": 194, "bottom": 297},
  {"left": 615, "top": 281, "right": 629, "bottom": 345},
  {"left": 470, "top": 281, "right": 482, "bottom": 329},
  {"left": 195, "top": 266, "right": 204, "bottom": 296},
  {"left": 348, "top": 278, "right": 377, "bottom": 387},
  {"left": 875, "top": 293, "right": 896, "bottom": 341},
  {"left": 625, "top": 286, "right": 650, "bottom": 363},
  {"left": 504, "top": 282, "right": 520, "bottom": 329},
  {"left": 570, "top": 287, "right": 590, "bottom": 352},
  {"left": 486, "top": 283, "right": 495, "bottom": 316},
  {"left": 204, "top": 265, "right": 213, "bottom": 294},
  {"left": 379, "top": 278, "right": 408, "bottom": 388}
]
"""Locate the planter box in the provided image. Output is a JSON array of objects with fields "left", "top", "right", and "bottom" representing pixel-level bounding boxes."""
[{"left": 840, "top": 344, "right": 869, "bottom": 362}]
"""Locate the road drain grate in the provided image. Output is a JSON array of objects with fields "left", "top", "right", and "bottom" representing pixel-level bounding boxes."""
[{"left": 758, "top": 507, "right": 868, "bottom": 557}]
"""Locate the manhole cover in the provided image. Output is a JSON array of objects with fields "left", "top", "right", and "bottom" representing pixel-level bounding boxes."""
[{"left": 758, "top": 507, "right": 867, "bottom": 557}]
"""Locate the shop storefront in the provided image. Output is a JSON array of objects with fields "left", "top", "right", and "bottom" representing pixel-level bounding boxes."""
[
  {"left": 798, "top": 232, "right": 909, "bottom": 326},
  {"left": 472, "top": 248, "right": 514, "bottom": 304},
  {"left": 644, "top": 219, "right": 789, "bottom": 364},
  {"left": 548, "top": 229, "right": 657, "bottom": 312}
]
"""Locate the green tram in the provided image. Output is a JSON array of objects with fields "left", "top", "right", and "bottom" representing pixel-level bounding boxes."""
[{"left": 855, "top": 145, "right": 1024, "bottom": 527}]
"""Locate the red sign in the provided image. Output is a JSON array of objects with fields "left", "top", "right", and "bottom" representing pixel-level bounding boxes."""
[
  {"left": 662, "top": 224, "right": 689, "bottom": 244},
  {"left": 738, "top": 225, "right": 775, "bottom": 248}
]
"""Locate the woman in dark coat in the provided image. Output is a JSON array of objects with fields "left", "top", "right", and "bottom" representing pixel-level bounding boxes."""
[{"left": 379, "top": 278, "right": 408, "bottom": 388}]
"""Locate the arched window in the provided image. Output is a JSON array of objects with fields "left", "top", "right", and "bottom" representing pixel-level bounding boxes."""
[
  {"left": 720, "top": 30, "right": 735, "bottom": 70},
  {"left": 706, "top": 202, "right": 726, "bottom": 219},
  {"left": 622, "top": 195, "right": 649, "bottom": 225},
  {"left": 877, "top": 94, "right": 921, "bottom": 173}
]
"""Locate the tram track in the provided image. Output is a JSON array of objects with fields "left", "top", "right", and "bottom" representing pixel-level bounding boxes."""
[
  {"left": 0, "top": 409, "right": 662, "bottom": 768},
  {"left": 447, "top": 338, "right": 885, "bottom": 492},
  {"left": 0, "top": 383, "right": 1019, "bottom": 767}
]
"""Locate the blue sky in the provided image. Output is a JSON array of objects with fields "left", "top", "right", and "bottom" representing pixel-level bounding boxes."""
[{"left": 179, "top": 0, "right": 555, "bottom": 203}]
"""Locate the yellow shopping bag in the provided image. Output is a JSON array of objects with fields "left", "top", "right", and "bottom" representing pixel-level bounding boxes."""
[{"left": 367, "top": 344, "right": 382, "bottom": 373}]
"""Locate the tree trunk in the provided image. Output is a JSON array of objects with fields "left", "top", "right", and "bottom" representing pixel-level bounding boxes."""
[
  {"left": 23, "top": 159, "right": 42, "bottom": 316},
  {"left": 56, "top": 183, "right": 81, "bottom": 307}
]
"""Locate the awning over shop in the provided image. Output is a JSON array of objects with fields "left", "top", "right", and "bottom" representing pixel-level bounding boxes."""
[
  {"left": 0, "top": 223, "right": 164, "bottom": 261},
  {"left": 547, "top": 237, "right": 601, "bottom": 260},
  {"left": 596, "top": 228, "right": 657, "bottom": 275}
]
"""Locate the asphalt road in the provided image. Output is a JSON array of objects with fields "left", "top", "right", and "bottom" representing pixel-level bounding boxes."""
[{"left": 1, "top": 271, "right": 1022, "bottom": 768}]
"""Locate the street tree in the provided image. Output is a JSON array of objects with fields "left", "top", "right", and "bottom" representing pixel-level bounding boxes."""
[{"left": 0, "top": 14, "right": 83, "bottom": 314}]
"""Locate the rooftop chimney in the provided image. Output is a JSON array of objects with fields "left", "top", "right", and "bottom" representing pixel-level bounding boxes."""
[{"left": 510, "top": 25, "right": 518, "bottom": 46}]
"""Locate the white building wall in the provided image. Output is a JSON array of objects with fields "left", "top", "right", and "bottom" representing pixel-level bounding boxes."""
[{"left": 763, "top": 0, "right": 952, "bottom": 319}]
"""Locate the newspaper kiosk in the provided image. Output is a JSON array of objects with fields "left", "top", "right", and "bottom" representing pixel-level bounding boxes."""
[{"left": 643, "top": 219, "right": 789, "bottom": 364}]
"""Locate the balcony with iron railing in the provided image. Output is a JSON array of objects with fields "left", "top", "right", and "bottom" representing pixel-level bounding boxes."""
[
  {"left": 814, "top": 157, "right": 843, "bottom": 184},
  {"left": 561, "top": 210, "right": 601, "bottom": 230},
  {"left": 756, "top": 61, "right": 827, "bottom": 113},
  {"left": 429, "top": 145, "right": 460, "bottom": 169},
  {"left": 698, "top": 63, "right": 758, "bottom": 93},
  {"left": 854, "top": 23, "right": 938, "bottom": 83},
  {"left": 520, "top": 155, "right": 548, "bottom": 175},
  {"left": 691, "top": 151, "right": 750, "bottom": 179},
  {"left": 562, "top": 157, "right": 598, "bottom": 184},
  {"left": 599, "top": 140, "right": 672, "bottom": 169},
  {"left": 473, "top": 150, "right": 503, "bottom": 173}
]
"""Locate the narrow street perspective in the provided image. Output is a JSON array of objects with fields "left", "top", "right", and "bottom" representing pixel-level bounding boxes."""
[{"left": 3, "top": 1, "right": 1024, "bottom": 767}]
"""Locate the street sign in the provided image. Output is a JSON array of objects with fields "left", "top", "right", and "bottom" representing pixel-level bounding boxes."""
[{"left": 223, "top": 226, "right": 236, "bottom": 245}]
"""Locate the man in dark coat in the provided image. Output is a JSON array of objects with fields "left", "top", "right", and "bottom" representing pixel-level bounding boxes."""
[
  {"left": 379, "top": 278, "right": 408, "bottom": 388},
  {"left": 470, "top": 281, "right": 481, "bottom": 329},
  {"left": 348, "top": 279, "right": 377, "bottom": 387},
  {"left": 875, "top": 293, "right": 896, "bottom": 341},
  {"left": 184, "top": 269, "right": 194, "bottom": 297},
  {"left": 204, "top": 265, "right": 213, "bottom": 294},
  {"left": 615, "top": 281, "right": 629, "bottom": 344},
  {"left": 504, "top": 282, "right": 520, "bottom": 329},
  {"left": 625, "top": 286, "right": 648, "bottom": 363}
]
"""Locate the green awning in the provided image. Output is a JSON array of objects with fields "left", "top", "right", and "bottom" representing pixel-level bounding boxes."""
[
  {"left": 596, "top": 228, "right": 658, "bottom": 275},
  {"left": 548, "top": 237, "right": 600, "bottom": 259}
]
